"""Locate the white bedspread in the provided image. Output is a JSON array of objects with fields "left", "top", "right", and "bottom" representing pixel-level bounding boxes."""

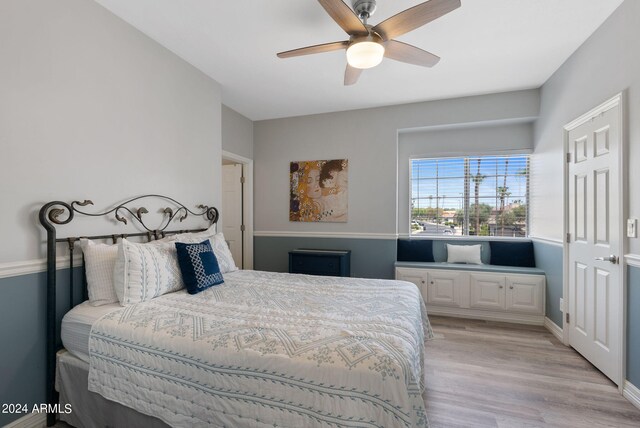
[{"left": 88, "top": 270, "right": 432, "bottom": 427}]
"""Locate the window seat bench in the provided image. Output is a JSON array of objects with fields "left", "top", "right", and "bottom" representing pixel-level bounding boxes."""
[
  {"left": 395, "top": 239, "right": 546, "bottom": 325},
  {"left": 395, "top": 261, "right": 545, "bottom": 276}
]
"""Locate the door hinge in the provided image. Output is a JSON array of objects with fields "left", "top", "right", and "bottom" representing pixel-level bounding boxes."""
[
  {"left": 566, "top": 313, "right": 570, "bottom": 324},
  {"left": 566, "top": 152, "right": 571, "bottom": 163},
  {"left": 240, "top": 176, "right": 246, "bottom": 184},
  {"left": 240, "top": 224, "right": 245, "bottom": 232},
  {"left": 566, "top": 232, "right": 571, "bottom": 243}
]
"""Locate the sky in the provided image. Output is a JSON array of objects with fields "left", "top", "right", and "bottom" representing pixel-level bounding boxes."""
[{"left": 411, "top": 155, "right": 529, "bottom": 210}]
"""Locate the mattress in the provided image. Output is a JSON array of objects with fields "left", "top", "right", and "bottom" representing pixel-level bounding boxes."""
[
  {"left": 88, "top": 270, "right": 432, "bottom": 427},
  {"left": 61, "top": 301, "right": 122, "bottom": 363}
]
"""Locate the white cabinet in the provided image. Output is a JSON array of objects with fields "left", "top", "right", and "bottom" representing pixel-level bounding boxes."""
[
  {"left": 396, "top": 266, "right": 546, "bottom": 325},
  {"left": 470, "top": 273, "right": 505, "bottom": 311},
  {"left": 506, "top": 276, "right": 544, "bottom": 314},
  {"left": 427, "top": 270, "right": 464, "bottom": 308},
  {"left": 395, "top": 268, "right": 428, "bottom": 301}
]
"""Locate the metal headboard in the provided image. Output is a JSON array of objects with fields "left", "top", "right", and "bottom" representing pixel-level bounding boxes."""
[{"left": 38, "top": 195, "right": 219, "bottom": 427}]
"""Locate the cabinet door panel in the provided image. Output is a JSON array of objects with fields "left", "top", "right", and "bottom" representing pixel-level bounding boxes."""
[
  {"left": 396, "top": 268, "right": 428, "bottom": 302},
  {"left": 427, "top": 271, "right": 463, "bottom": 307},
  {"left": 506, "top": 276, "right": 544, "bottom": 314},
  {"left": 470, "top": 273, "right": 506, "bottom": 310}
]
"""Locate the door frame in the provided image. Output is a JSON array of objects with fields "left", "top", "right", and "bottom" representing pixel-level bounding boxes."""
[
  {"left": 222, "top": 150, "right": 254, "bottom": 270},
  {"left": 562, "top": 92, "right": 626, "bottom": 389}
]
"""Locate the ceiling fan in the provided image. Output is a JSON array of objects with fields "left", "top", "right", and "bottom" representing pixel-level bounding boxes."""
[{"left": 277, "top": 0, "right": 461, "bottom": 85}]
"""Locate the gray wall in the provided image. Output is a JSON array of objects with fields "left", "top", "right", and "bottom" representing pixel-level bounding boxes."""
[
  {"left": 254, "top": 237, "right": 396, "bottom": 279},
  {"left": 532, "top": 240, "right": 564, "bottom": 327},
  {"left": 530, "top": 0, "right": 638, "bottom": 384},
  {"left": 222, "top": 105, "right": 254, "bottom": 160},
  {"left": 0, "top": 0, "right": 223, "bottom": 264},
  {"left": 254, "top": 89, "right": 539, "bottom": 236},
  {"left": 531, "top": 0, "right": 640, "bottom": 245},
  {"left": 627, "top": 266, "right": 640, "bottom": 386},
  {"left": 253, "top": 90, "right": 539, "bottom": 278},
  {"left": 0, "top": 0, "right": 225, "bottom": 424}
]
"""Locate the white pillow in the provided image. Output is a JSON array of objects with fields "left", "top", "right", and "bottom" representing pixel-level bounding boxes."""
[
  {"left": 113, "top": 238, "right": 184, "bottom": 306},
  {"left": 174, "top": 226, "right": 238, "bottom": 273},
  {"left": 446, "top": 244, "right": 483, "bottom": 264},
  {"left": 79, "top": 239, "right": 119, "bottom": 306}
]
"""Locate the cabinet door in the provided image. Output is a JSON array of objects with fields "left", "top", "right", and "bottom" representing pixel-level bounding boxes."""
[
  {"left": 427, "top": 271, "right": 463, "bottom": 307},
  {"left": 470, "top": 273, "right": 506, "bottom": 310},
  {"left": 396, "top": 268, "right": 428, "bottom": 302},
  {"left": 506, "top": 276, "right": 545, "bottom": 314}
]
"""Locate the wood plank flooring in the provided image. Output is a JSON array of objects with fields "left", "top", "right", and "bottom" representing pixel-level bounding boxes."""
[{"left": 424, "top": 316, "right": 640, "bottom": 428}]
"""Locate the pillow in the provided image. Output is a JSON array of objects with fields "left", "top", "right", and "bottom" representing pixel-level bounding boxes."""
[
  {"left": 490, "top": 241, "right": 535, "bottom": 267},
  {"left": 175, "top": 240, "right": 224, "bottom": 294},
  {"left": 397, "top": 239, "right": 434, "bottom": 262},
  {"left": 446, "top": 244, "right": 482, "bottom": 264},
  {"left": 113, "top": 238, "right": 184, "bottom": 306},
  {"left": 79, "top": 239, "right": 119, "bottom": 306},
  {"left": 174, "top": 226, "right": 238, "bottom": 273}
]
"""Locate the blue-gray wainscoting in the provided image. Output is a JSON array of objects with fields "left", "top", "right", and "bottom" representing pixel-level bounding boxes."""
[
  {"left": 532, "top": 240, "right": 564, "bottom": 327},
  {"left": 0, "top": 267, "right": 83, "bottom": 427},
  {"left": 254, "top": 236, "right": 397, "bottom": 279},
  {"left": 627, "top": 265, "right": 640, "bottom": 386}
]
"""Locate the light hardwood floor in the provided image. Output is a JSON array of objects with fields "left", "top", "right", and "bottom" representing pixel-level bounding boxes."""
[{"left": 424, "top": 316, "right": 640, "bottom": 428}]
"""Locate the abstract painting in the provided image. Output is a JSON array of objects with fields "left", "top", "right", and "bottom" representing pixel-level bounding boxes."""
[{"left": 290, "top": 159, "right": 348, "bottom": 222}]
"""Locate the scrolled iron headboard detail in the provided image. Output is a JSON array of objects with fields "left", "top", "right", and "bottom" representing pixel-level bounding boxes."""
[
  {"left": 41, "top": 194, "right": 218, "bottom": 232},
  {"left": 38, "top": 195, "right": 219, "bottom": 427}
]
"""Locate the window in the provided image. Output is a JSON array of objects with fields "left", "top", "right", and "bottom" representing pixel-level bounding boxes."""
[{"left": 410, "top": 155, "right": 529, "bottom": 237}]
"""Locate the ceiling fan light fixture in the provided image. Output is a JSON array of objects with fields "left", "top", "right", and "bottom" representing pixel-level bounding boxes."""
[{"left": 346, "top": 41, "right": 385, "bottom": 69}]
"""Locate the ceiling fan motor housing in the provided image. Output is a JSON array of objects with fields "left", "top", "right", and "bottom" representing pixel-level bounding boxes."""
[{"left": 352, "top": 0, "right": 377, "bottom": 20}]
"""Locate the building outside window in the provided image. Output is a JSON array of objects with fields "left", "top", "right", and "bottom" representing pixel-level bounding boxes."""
[{"left": 410, "top": 155, "right": 529, "bottom": 237}]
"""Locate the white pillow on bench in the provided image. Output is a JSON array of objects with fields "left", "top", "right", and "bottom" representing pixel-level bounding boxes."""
[{"left": 446, "top": 244, "right": 483, "bottom": 264}]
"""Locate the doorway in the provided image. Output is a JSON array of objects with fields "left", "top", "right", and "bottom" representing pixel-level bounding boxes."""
[
  {"left": 564, "top": 93, "right": 624, "bottom": 386},
  {"left": 221, "top": 151, "right": 253, "bottom": 269}
]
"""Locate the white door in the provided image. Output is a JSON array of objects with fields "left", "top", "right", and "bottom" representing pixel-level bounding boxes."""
[
  {"left": 566, "top": 95, "right": 622, "bottom": 384},
  {"left": 222, "top": 164, "right": 243, "bottom": 268}
]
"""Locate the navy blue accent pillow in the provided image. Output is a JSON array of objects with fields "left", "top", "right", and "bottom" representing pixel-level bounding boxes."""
[
  {"left": 397, "top": 239, "right": 435, "bottom": 263},
  {"left": 175, "top": 240, "right": 224, "bottom": 294},
  {"left": 489, "top": 241, "right": 535, "bottom": 268}
]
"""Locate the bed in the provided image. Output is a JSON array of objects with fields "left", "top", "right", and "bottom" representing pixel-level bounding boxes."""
[{"left": 40, "top": 195, "right": 432, "bottom": 427}]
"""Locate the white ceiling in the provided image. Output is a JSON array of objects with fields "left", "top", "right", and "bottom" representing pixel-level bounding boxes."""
[{"left": 94, "top": 0, "right": 624, "bottom": 121}]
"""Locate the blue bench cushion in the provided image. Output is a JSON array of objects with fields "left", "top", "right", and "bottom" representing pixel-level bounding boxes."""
[
  {"left": 397, "top": 239, "right": 434, "bottom": 263},
  {"left": 489, "top": 241, "right": 535, "bottom": 268},
  {"left": 395, "top": 261, "right": 545, "bottom": 276}
]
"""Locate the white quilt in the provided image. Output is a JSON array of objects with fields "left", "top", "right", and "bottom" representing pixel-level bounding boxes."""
[{"left": 88, "top": 270, "right": 433, "bottom": 427}]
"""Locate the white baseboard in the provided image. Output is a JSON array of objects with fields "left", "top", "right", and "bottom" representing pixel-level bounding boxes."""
[
  {"left": 3, "top": 412, "right": 47, "bottom": 428},
  {"left": 544, "top": 317, "right": 564, "bottom": 341},
  {"left": 623, "top": 381, "right": 640, "bottom": 411},
  {"left": 426, "top": 305, "right": 544, "bottom": 325}
]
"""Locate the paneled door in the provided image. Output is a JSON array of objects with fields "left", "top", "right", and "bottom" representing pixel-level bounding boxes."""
[
  {"left": 566, "top": 94, "right": 623, "bottom": 385},
  {"left": 222, "top": 163, "right": 243, "bottom": 268}
]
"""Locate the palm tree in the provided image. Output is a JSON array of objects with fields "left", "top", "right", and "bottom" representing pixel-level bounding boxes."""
[
  {"left": 471, "top": 160, "right": 485, "bottom": 235},
  {"left": 498, "top": 158, "right": 510, "bottom": 235}
]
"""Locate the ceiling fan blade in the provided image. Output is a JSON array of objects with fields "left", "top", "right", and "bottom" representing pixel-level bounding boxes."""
[
  {"left": 277, "top": 41, "right": 349, "bottom": 58},
  {"left": 318, "top": 0, "right": 368, "bottom": 35},
  {"left": 384, "top": 40, "right": 440, "bottom": 67},
  {"left": 373, "top": 0, "right": 461, "bottom": 40},
  {"left": 344, "top": 64, "right": 363, "bottom": 86}
]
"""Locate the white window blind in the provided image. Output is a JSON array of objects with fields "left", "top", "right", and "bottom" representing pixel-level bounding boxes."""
[{"left": 410, "top": 155, "right": 529, "bottom": 237}]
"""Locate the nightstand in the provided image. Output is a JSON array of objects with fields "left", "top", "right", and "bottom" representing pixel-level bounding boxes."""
[{"left": 288, "top": 249, "right": 351, "bottom": 277}]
